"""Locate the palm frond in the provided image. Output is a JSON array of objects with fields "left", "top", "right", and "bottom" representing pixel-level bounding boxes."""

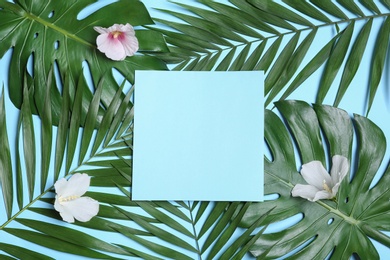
[
  {"left": 149, "top": 0, "right": 390, "bottom": 113},
  {"left": 0, "top": 66, "right": 272, "bottom": 258}
]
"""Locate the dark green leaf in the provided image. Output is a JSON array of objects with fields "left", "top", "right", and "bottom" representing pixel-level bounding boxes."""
[
  {"left": 115, "top": 206, "right": 197, "bottom": 253},
  {"left": 114, "top": 227, "right": 193, "bottom": 260},
  {"left": 16, "top": 218, "right": 132, "bottom": 256},
  {"left": 334, "top": 18, "right": 372, "bottom": 107},
  {"left": 54, "top": 72, "right": 70, "bottom": 180},
  {"left": 367, "top": 16, "right": 390, "bottom": 114},
  {"left": 20, "top": 77, "right": 36, "bottom": 201},
  {"left": 90, "top": 81, "right": 124, "bottom": 155},
  {"left": 0, "top": 88, "right": 13, "bottom": 219},
  {"left": 0, "top": 242, "right": 54, "bottom": 260},
  {"left": 136, "top": 201, "right": 194, "bottom": 238},
  {"left": 279, "top": 35, "right": 337, "bottom": 102},
  {"left": 172, "top": 2, "right": 263, "bottom": 39},
  {"left": 316, "top": 21, "right": 354, "bottom": 104},
  {"left": 248, "top": 0, "right": 314, "bottom": 26},
  {"left": 4, "top": 228, "right": 118, "bottom": 259},
  {"left": 241, "top": 101, "right": 390, "bottom": 258},
  {"left": 0, "top": 0, "right": 167, "bottom": 125},
  {"left": 309, "top": 0, "right": 349, "bottom": 19},
  {"left": 359, "top": 0, "right": 381, "bottom": 14},
  {"left": 336, "top": 0, "right": 365, "bottom": 16},
  {"left": 65, "top": 76, "right": 84, "bottom": 173},
  {"left": 39, "top": 68, "right": 53, "bottom": 192},
  {"left": 266, "top": 29, "right": 317, "bottom": 104},
  {"left": 283, "top": 0, "right": 332, "bottom": 23}
]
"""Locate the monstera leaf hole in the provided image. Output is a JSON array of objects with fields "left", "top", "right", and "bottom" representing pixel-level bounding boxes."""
[
  {"left": 48, "top": 11, "right": 54, "bottom": 19},
  {"left": 26, "top": 53, "right": 34, "bottom": 78},
  {"left": 263, "top": 213, "right": 304, "bottom": 234},
  {"left": 264, "top": 139, "right": 274, "bottom": 162},
  {"left": 54, "top": 41, "right": 60, "bottom": 50}
]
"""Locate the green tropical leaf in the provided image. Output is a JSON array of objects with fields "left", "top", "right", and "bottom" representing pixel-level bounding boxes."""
[
  {"left": 0, "top": 0, "right": 168, "bottom": 125},
  {"left": 240, "top": 101, "right": 390, "bottom": 258},
  {"left": 1, "top": 1, "right": 390, "bottom": 259},
  {"left": 0, "top": 67, "right": 271, "bottom": 258},
  {"left": 150, "top": 1, "right": 390, "bottom": 113},
  {"left": 0, "top": 88, "right": 13, "bottom": 219}
]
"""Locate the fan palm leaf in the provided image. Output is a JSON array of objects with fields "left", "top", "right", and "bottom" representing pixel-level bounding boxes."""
[{"left": 150, "top": 0, "right": 390, "bottom": 113}]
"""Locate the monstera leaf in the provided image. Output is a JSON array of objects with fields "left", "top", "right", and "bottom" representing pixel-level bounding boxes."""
[
  {"left": 0, "top": 0, "right": 168, "bottom": 124},
  {"left": 241, "top": 100, "right": 390, "bottom": 259}
]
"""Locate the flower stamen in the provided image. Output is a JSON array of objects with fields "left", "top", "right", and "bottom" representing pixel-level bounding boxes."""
[
  {"left": 58, "top": 195, "right": 80, "bottom": 203},
  {"left": 111, "top": 31, "right": 122, "bottom": 39},
  {"left": 322, "top": 180, "right": 332, "bottom": 194}
]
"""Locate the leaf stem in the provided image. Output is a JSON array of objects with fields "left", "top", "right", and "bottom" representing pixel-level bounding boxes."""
[
  {"left": 22, "top": 11, "right": 95, "bottom": 48},
  {"left": 188, "top": 201, "right": 202, "bottom": 260},
  {"left": 0, "top": 186, "right": 52, "bottom": 230}
]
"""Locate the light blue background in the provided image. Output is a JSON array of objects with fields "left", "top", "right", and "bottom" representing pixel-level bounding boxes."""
[
  {"left": 132, "top": 71, "right": 264, "bottom": 201},
  {"left": 0, "top": 0, "right": 389, "bottom": 259}
]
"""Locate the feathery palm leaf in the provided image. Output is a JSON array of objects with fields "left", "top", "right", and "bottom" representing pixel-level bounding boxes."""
[
  {"left": 0, "top": 69, "right": 272, "bottom": 259},
  {"left": 241, "top": 100, "right": 390, "bottom": 259},
  {"left": 0, "top": 0, "right": 168, "bottom": 125},
  {"left": 150, "top": 0, "right": 390, "bottom": 113}
]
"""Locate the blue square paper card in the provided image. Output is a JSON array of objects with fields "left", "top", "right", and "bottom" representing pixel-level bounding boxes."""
[{"left": 132, "top": 71, "right": 264, "bottom": 201}]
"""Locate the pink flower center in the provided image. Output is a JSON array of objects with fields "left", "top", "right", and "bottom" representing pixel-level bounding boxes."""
[{"left": 110, "top": 31, "right": 124, "bottom": 39}]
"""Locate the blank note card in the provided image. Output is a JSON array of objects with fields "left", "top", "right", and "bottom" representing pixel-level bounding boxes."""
[{"left": 132, "top": 71, "right": 264, "bottom": 201}]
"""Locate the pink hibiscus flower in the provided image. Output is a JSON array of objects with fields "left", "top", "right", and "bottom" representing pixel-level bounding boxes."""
[{"left": 94, "top": 23, "right": 139, "bottom": 61}]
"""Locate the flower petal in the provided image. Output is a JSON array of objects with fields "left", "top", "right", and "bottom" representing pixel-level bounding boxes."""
[
  {"left": 59, "top": 197, "right": 99, "bottom": 223},
  {"left": 54, "top": 173, "right": 91, "bottom": 198},
  {"left": 313, "top": 190, "right": 333, "bottom": 201},
  {"left": 300, "top": 160, "right": 332, "bottom": 190},
  {"left": 122, "top": 23, "right": 136, "bottom": 35},
  {"left": 54, "top": 178, "right": 68, "bottom": 196},
  {"left": 93, "top": 26, "right": 108, "bottom": 34},
  {"left": 291, "top": 184, "right": 320, "bottom": 201},
  {"left": 332, "top": 182, "right": 341, "bottom": 196},
  {"left": 330, "top": 155, "right": 349, "bottom": 185},
  {"left": 96, "top": 34, "right": 126, "bottom": 60},
  {"left": 121, "top": 35, "right": 138, "bottom": 56}
]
